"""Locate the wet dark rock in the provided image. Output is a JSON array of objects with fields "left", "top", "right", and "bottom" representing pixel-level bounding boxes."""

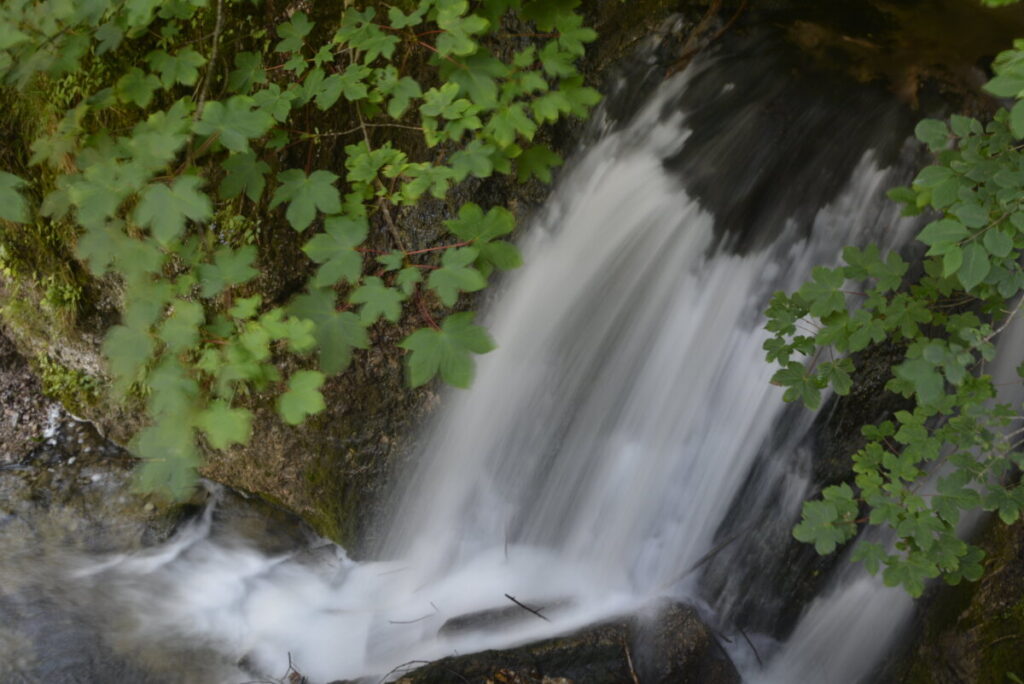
[
  {"left": 883, "top": 518, "right": 1024, "bottom": 684},
  {"left": 400, "top": 601, "right": 739, "bottom": 684}
]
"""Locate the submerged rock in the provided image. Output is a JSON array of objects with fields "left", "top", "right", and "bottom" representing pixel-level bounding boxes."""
[{"left": 399, "top": 601, "right": 740, "bottom": 684}]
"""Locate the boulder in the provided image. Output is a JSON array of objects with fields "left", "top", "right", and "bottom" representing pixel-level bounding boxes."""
[{"left": 400, "top": 600, "right": 740, "bottom": 684}]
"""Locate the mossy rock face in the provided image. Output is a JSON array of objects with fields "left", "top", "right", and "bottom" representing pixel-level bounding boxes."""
[
  {"left": 887, "top": 519, "right": 1024, "bottom": 684},
  {"left": 400, "top": 601, "right": 740, "bottom": 684}
]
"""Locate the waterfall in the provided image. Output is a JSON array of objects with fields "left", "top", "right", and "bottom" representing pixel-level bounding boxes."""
[{"left": 53, "top": 33, "right": 932, "bottom": 683}]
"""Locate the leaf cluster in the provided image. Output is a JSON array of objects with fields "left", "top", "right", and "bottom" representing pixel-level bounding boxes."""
[
  {"left": 0, "top": 0, "right": 600, "bottom": 497},
  {"left": 765, "top": 31, "right": 1024, "bottom": 596}
]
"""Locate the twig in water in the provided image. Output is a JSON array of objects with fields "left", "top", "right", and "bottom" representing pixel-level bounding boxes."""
[
  {"left": 377, "top": 659, "right": 433, "bottom": 684},
  {"left": 390, "top": 603, "right": 439, "bottom": 624},
  {"left": 389, "top": 613, "right": 433, "bottom": 625},
  {"left": 504, "top": 593, "right": 550, "bottom": 622},
  {"left": 662, "top": 522, "right": 755, "bottom": 589},
  {"left": 739, "top": 626, "right": 763, "bottom": 668},
  {"left": 622, "top": 638, "right": 641, "bottom": 684}
]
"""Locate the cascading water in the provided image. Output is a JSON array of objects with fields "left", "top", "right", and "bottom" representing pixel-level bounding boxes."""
[{"left": 12, "top": 30, "right": 945, "bottom": 684}]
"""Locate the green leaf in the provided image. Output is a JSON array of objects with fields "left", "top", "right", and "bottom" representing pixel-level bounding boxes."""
[
  {"left": 389, "top": 4, "right": 428, "bottom": 28},
  {"left": 396, "top": 266, "right": 423, "bottom": 295},
  {"left": 1011, "top": 100, "right": 1024, "bottom": 140},
  {"left": 339, "top": 63, "right": 372, "bottom": 101},
  {"left": 485, "top": 104, "right": 537, "bottom": 147},
  {"left": 350, "top": 276, "right": 406, "bottom": 324},
  {"left": 399, "top": 312, "right": 496, "bottom": 387},
  {"left": 772, "top": 361, "right": 823, "bottom": 409},
  {"left": 147, "top": 47, "right": 206, "bottom": 88},
  {"left": 253, "top": 84, "right": 296, "bottom": 122},
  {"left": 958, "top": 242, "right": 991, "bottom": 291},
  {"left": 895, "top": 358, "right": 944, "bottom": 405},
  {"left": 446, "top": 51, "right": 510, "bottom": 108},
  {"left": 133, "top": 176, "right": 212, "bottom": 244},
  {"left": 196, "top": 400, "right": 253, "bottom": 450},
  {"left": 851, "top": 541, "right": 888, "bottom": 575},
  {"left": 428, "top": 247, "right": 488, "bottom": 305},
  {"left": 555, "top": 12, "right": 597, "bottom": 56},
  {"left": 915, "top": 118, "right": 949, "bottom": 151},
  {"left": 793, "top": 500, "right": 849, "bottom": 555},
  {"left": 277, "top": 370, "right": 326, "bottom": 425},
  {"left": 193, "top": 96, "right": 275, "bottom": 153},
  {"left": 983, "top": 226, "right": 1014, "bottom": 258},
  {"left": 798, "top": 267, "right": 846, "bottom": 317},
  {"left": 220, "top": 151, "right": 271, "bottom": 202},
  {"left": 301, "top": 214, "right": 368, "bottom": 286},
  {"left": 450, "top": 140, "right": 495, "bottom": 181},
  {"left": 133, "top": 419, "right": 200, "bottom": 501},
  {"left": 229, "top": 295, "right": 262, "bottom": 319},
  {"left": 478, "top": 240, "right": 522, "bottom": 272},
  {"left": 444, "top": 203, "right": 515, "bottom": 242},
  {"left": 538, "top": 41, "right": 575, "bottom": 78},
  {"left": 288, "top": 289, "right": 370, "bottom": 373},
  {"left": 985, "top": 73, "right": 1024, "bottom": 98},
  {"left": 275, "top": 12, "right": 314, "bottom": 53},
  {"left": 0, "top": 171, "right": 28, "bottom": 223},
  {"left": 116, "top": 67, "right": 161, "bottom": 107},
  {"left": 259, "top": 309, "right": 317, "bottom": 353},
  {"left": 918, "top": 218, "right": 969, "bottom": 252},
  {"left": 382, "top": 75, "right": 422, "bottom": 119},
  {"left": 522, "top": 0, "right": 581, "bottom": 31},
  {"left": 158, "top": 299, "right": 205, "bottom": 352},
  {"left": 270, "top": 169, "right": 342, "bottom": 231},
  {"left": 421, "top": 83, "right": 472, "bottom": 119},
  {"left": 103, "top": 324, "right": 154, "bottom": 395},
  {"left": 228, "top": 51, "right": 267, "bottom": 93},
  {"left": 198, "top": 245, "right": 258, "bottom": 297},
  {"left": 517, "top": 145, "right": 563, "bottom": 183}
]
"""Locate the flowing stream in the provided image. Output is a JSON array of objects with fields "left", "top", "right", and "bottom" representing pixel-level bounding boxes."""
[{"left": 10, "top": 31, "right": 943, "bottom": 684}]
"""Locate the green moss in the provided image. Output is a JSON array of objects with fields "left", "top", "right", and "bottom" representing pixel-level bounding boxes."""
[{"left": 34, "top": 354, "right": 101, "bottom": 415}]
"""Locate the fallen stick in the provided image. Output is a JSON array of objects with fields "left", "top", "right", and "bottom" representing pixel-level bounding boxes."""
[{"left": 504, "top": 593, "right": 550, "bottom": 622}]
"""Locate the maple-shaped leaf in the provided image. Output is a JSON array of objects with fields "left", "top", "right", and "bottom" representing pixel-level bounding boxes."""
[
  {"left": 102, "top": 324, "right": 154, "bottom": 395},
  {"left": 198, "top": 245, "right": 258, "bottom": 297},
  {"left": 301, "top": 214, "right": 367, "bottom": 286},
  {"left": 116, "top": 67, "right": 161, "bottom": 107},
  {"left": 444, "top": 203, "right": 515, "bottom": 242},
  {"left": 350, "top": 276, "right": 406, "bottom": 324},
  {"left": 196, "top": 400, "right": 253, "bottom": 450},
  {"left": 271, "top": 169, "right": 342, "bottom": 231},
  {"left": 158, "top": 299, "right": 205, "bottom": 352},
  {"left": 147, "top": 47, "right": 206, "bottom": 88},
  {"left": 275, "top": 11, "right": 314, "bottom": 53},
  {"left": 228, "top": 51, "right": 267, "bottom": 93},
  {"left": 134, "top": 175, "right": 212, "bottom": 244},
  {"left": 427, "top": 247, "right": 487, "bottom": 306},
  {"left": 516, "top": 145, "right": 563, "bottom": 183},
  {"left": 193, "top": 95, "right": 275, "bottom": 153},
  {"left": 277, "top": 370, "right": 326, "bottom": 424},
  {"left": 399, "top": 312, "right": 495, "bottom": 388},
  {"left": 449, "top": 139, "right": 495, "bottom": 182},
  {"left": 288, "top": 288, "right": 370, "bottom": 373},
  {"left": 220, "top": 151, "right": 271, "bottom": 202}
]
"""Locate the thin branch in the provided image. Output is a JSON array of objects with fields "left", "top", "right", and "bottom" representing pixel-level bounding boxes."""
[
  {"left": 194, "top": 0, "right": 225, "bottom": 121},
  {"left": 984, "top": 295, "right": 1024, "bottom": 342},
  {"left": 739, "top": 626, "right": 763, "bottom": 667},
  {"left": 622, "top": 638, "right": 641, "bottom": 684},
  {"left": 504, "top": 593, "right": 550, "bottom": 622}
]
